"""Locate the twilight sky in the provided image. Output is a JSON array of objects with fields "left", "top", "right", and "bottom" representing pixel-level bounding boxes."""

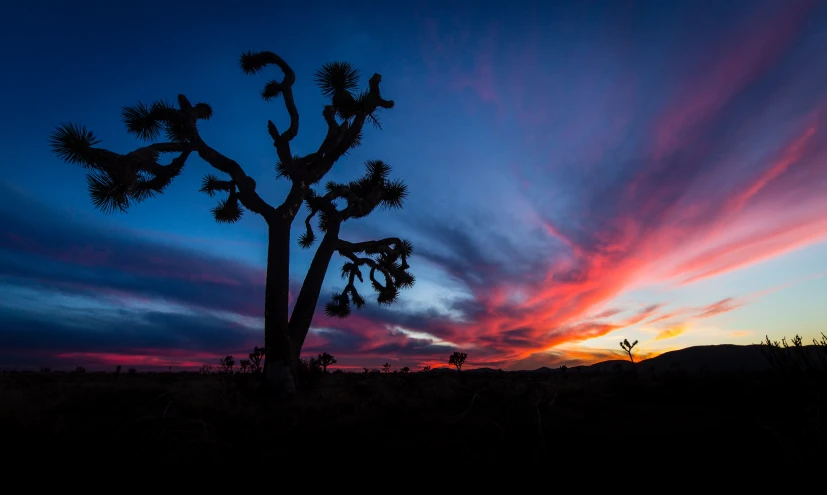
[{"left": 1, "top": 0, "right": 826, "bottom": 371}]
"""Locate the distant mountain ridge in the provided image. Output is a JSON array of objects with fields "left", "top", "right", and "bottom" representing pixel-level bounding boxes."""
[
  {"left": 550, "top": 344, "right": 771, "bottom": 374},
  {"left": 425, "top": 344, "right": 782, "bottom": 374}
]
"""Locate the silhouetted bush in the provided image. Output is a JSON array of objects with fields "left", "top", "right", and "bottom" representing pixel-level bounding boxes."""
[
  {"left": 449, "top": 352, "right": 467, "bottom": 371},
  {"left": 249, "top": 346, "right": 265, "bottom": 374},
  {"left": 318, "top": 352, "right": 337, "bottom": 372},
  {"left": 219, "top": 356, "right": 235, "bottom": 374},
  {"left": 759, "top": 334, "right": 827, "bottom": 382},
  {"left": 297, "top": 356, "right": 323, "bottom": 387},
  {"left": 239, "top": 359, "right": 251, "bottom": 373},
  {"left": 199, "top": 364, "right": 213, "bottom": 375},
  {"left": 381, "top": 363, "right": 392, "bottom": 373}
]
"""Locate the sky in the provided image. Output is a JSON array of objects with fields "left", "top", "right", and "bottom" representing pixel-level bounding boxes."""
[{"left": 1, "top": 0, "right": 826, "bottom": 371}]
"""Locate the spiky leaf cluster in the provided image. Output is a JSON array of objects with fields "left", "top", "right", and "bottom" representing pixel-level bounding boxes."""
[
  {"left": 121, "top": 98, "right": 206, "bottom": 143},
  {"left": 328, "top": 237, "right": 414, "bottom": 317},
  {"left": 49, "top": 124, "right": 187, "bottom": 214},
  {"left": 314, "top": 61, "right": 360, "bottom": 99},
  {"left": 211, "top": 193, "right": 243, "bottom": 223},
  {"left": 199, "top": 174, "right": 244, "bottom": 223}
]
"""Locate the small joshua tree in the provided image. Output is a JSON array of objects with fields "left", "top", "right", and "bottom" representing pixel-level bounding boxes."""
[
  {"left": 219, "top": 355, "right": 235, "bottom": 374},
  {"left": 239, "top": 359, "right": 251, "bottom": 373},
  {"left": 50, "top": 51, "right": 413, "bottom": 396},
  {"left": 381, "top": 363, "right": 392, "bottom": 373},
  {"left": 620, "top": 339, "right": 638, "bottom": 369},
  {"left": 449, "top": 352, "right": 467, "bottom": 371},
  {"left": 249, "top": 346, "right": 265, "bottom": 373},
  {"left": 422, "top": 365, "right": 431, "bottom": 372},
  {"left": 400, "top": 366, "right": 410, "bottom": 374},
  {"left": 199, "top": 364, "right": 213, "bottom": 375},
  {"left": 318, "top": 352, "right": 337, "bottom": 372},
  {"left": 115, "top": 365, "right": 122, "bottom": 375}
]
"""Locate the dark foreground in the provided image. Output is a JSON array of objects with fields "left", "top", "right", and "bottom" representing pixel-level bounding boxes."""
[{"left": 2, "top": 369, "right": 824, "bottom": 465}]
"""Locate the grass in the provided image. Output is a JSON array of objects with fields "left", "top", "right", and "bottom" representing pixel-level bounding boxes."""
[{"left": 1, "top": 368, "right": 824, "bottom": 465}]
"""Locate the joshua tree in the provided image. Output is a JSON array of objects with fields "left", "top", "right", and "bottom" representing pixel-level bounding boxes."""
[
  {"left": 318, "top": 352, "right": 337, "bottom": 372},
  {"left": 422, "top": 365, "right": 431, "bottom": 372},
  {"left": 400, "top": 366, "right": 410, "bottom": 373},
  {"left": 219, "top": 355, "right": 235, "bottom": 374},
  {"left": 620, "top": 339, "right": 638, "bottom": 368},
  {"left": 115, "top": 365, "right": 122, "bottom": 375},
  {"left": 249, "top": 346, "right": 265, "bottom": 373},
  {"left": 49, "top": 51, "right": 414, "bottom": 396},
  {"left": 449, "top": 351, "right": 467, "bottom": 371},
  {"left": 239, "top": 359, "right": 251, "bottom": 373},
  {"left": 381, "top": 363, "right": 392, "bottom": 373}
]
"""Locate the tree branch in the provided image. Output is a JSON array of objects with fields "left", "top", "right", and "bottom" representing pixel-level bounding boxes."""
[
  {"left": 305, "top": 73, "right": 395, "bottom": 183},
  {"left": 146, "top": 93, "right": 276, "bottom": 222},
  {"left": 240, "top": 50, "right": 302, "bottom": 181}
]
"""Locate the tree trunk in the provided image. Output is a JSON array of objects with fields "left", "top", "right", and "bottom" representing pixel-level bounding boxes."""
[
  {"left": 263, "top": 219, "right": 297, "bottom": 396},
  {"left": 288, "top": 222, "right": 341, "bottom": 360}
]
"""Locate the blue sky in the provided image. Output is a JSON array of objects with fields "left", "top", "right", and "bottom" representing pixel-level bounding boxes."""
[{"left": 1, "top": 0, "right": 826, "bottom": 370}]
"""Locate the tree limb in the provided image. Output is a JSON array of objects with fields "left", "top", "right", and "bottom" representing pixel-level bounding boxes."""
[{"left": 240, "top": 51, "right": 302, "bottom": 181}]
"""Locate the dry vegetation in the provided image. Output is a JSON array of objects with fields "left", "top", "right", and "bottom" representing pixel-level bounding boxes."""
[{"left": 2, "top": 363, "right": 824, "bottom": 465}]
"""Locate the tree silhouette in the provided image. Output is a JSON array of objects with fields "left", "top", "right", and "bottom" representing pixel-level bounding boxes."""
[
  {"left": 620, "top": 339, "right": 638, "bottom": 368},
  {"left": 421, "top": 365, "right": 431, "bottom": 372},
  {"left": 239, "top": 359, "right": 251, "bottom": 373},
  {"left": 449, "top": 352, "right": 467, "bottom": 371},
  {"left": 249, "top": 346, "right": 265, "bottom": 374},
  {"left": 318, "top": 352, "right": 337, "bottom": 372},
  {"left": 381, "top": 363, "right": 391, "bottom": 373},
  {"left": 219, "top": 355, "right": 235, "bottom": 374},
  {"left": 49, "top": 52, "right": 412, "bottom": 396},
  {"left": 400, "top": 366, "right": 410, "bottom": 373}
]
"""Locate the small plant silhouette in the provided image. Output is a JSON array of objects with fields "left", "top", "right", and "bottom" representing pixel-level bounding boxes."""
[
  {"left": 40, "top": 366, "right": 51, "bottom": 373},
  {"left": 318, "top": 352, "right": 337, "bottom": 372},
  {"left": 759, "top": 333, "right": 827, "bottom": 380},
  {"left": 449, "top": 352, "right": 467, "bottom": 371},
  {"left": 400, "top": 366, "right": 410, "bottom": 373},
  {"left": 239, "top": 359, "right": 251, "bottom": 373},
  {"left": 199, "top": 364, "right": 213, "bottom": 375},
  {"left": 422, "top": 365, "right": 431, "bottom": 372},
  {"left": 620, "top": 339, "right": 638, "bottom": 368},
  {"left": 115, "top": 365, "right": 122, "bottom": 375},
  {"left": 75, "top": 365, "right": 86, "bottom": 374},
  {"left": 219, "top": 355, "right": 235, "bottom": 374},
  {"left": 249, "top": 346, "right": 265, "bottom": 373},
  {"left": 127, "top": 368, "right": 137, "bottom": 375},
  {"left": 381, "top": 363, "right": 392, "bottom": 373}
]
